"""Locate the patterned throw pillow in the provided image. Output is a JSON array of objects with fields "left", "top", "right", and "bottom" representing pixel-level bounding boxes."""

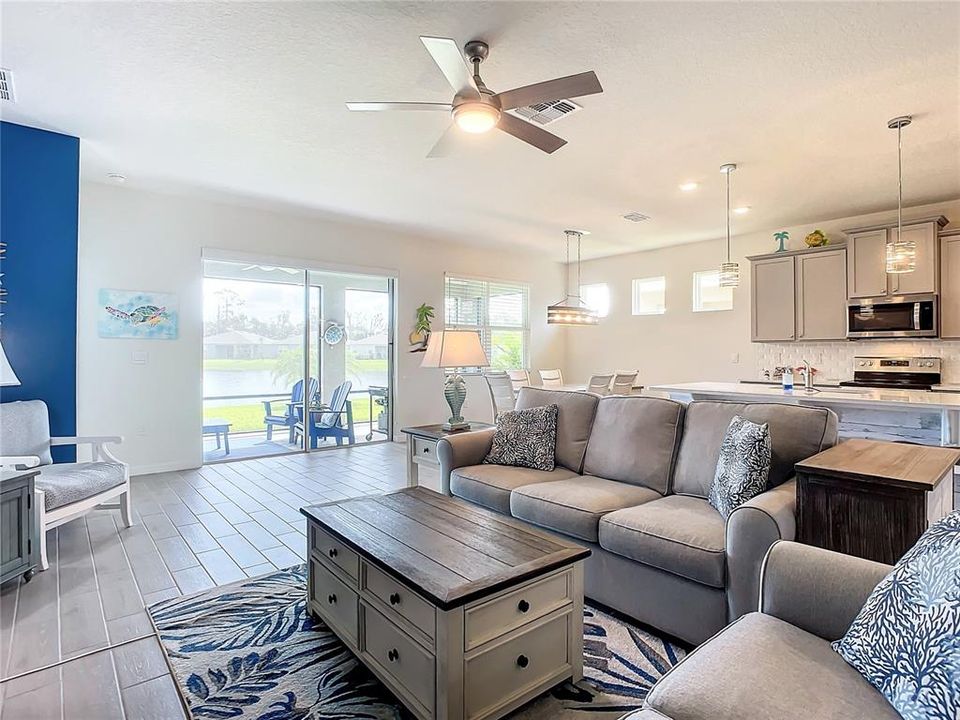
[
  {"left": 483, "top": 404, "right": 559, "bottom": 472},
  {"left": 707, "top": 415, "right": 772, "bottom": 519},
  {"left": 833, "top": 511, "right": 960, "bottom": 720}
]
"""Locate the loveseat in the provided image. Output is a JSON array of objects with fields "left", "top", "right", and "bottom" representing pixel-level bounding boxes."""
[
  {"left": 623, "top": 541, "right": 897, "bottom": 720},
  {"left": 437, "top": 387, "right": 838, "bottom": 644}
]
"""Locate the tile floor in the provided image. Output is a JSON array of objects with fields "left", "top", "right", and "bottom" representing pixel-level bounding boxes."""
[{"left": 0, "top": 441, "right": 421, "bottom": 719}]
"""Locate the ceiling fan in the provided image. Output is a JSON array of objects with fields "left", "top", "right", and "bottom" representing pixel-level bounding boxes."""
[{"left": 346, "top": 36, "right": 603, "bottom": 157}]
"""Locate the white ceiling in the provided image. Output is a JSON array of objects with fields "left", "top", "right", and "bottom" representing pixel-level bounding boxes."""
[{"left": 2, "top": 2, "right": 958, "bottom": 258}]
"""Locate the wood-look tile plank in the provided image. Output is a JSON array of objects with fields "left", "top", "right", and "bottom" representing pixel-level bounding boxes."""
[
  {"left": 249, "top": 509, "right": 292, "bottom": 535},
  {"left": 155, "top": 536, "right": 200, "bottom": 572},
  {"left": 212, "top": 501, "right": 250, "bottom": 525},
  {"left": 218, "top": 534, "right": 268, "bottom": 569},
  {"left": 178, "top": 523, "right": 219, "bottom": 554},
  {"left": 121, "top": 674, "right": 188, "bottom": 720},
  {"left": 196, "top": 511, "right": 235, "bottom": 539},
  {"left": 0, "top": 667, "right": 62, "bottom": 720},
  {"left": 195, "top": 549, "right": 246, "bottom": 586},
  {"left": 106, "top": 610, "right": 155, "bottom": 645},
  {"left": 59, "top": 588, "right": 109, "bottom": 659},
  {"left": 172, "top": 566, "right": 215, "bottom": 595},
  {"left": 244, "top": 563, "right": 276, "bottom": 578},
  {"left": 6, "top": 534, "right": 60, "bottom": 676},
  {"left": 233, "top": 521, "right": 282, "bottom": 551},
  {"left": 143, "top": 512, "right": 179, "bottom": 541},
  {"left": 111, "top": 637, "right": 169, "bottom": 689},
  {"left": 61, "top": 649, "right": 124, "bottom": 720},
  {"left": 261, "top": 545, "right": 302, "bottom": 570},
  {"left": 160, "top": 501, "right": 197, "bottom": 527}
]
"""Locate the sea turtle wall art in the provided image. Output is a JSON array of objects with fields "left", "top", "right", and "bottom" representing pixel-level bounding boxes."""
[{"left": 98, "top": 289, "right": 179, "bottom": 339}]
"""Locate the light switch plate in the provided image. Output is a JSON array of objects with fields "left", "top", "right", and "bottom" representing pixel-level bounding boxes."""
[{"left": 131, "top": 351, "right": 149, "bottom": 365}]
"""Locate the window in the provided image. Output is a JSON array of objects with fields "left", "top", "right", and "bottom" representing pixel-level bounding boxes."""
[
  {"left": 692, "top": 270, "right": 734, "bottom": 312},
  {"left": 580, "top": 283, "right": 610, "bottom": 318},
  {"left": 631, "top": 276, "right": 666, "bottom": 315},
  {"left": 444, "top": 275, "right": 529, "bottom": 371}
]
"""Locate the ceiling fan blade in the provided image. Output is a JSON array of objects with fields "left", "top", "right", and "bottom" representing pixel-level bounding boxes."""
[
  {"left": 497, "top": 113, "right": 567, "bottom": 154},
  {"left": 420, "top": 36, "right": 479, "bottom": 98},
  {"left": 346, "top": 102, "right": 452, "bottom": 112},
  {"left": 426, "top": 124, "right": 460, "bottom": 159},
  {"left": 494, "top": 71, "right": 603, "bottom": 111}
]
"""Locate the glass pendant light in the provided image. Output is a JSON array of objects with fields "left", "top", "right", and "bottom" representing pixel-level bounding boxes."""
[
  {"left": 547, "top": 230, "right": 599, "bottom": 325},
  {"left": 718, "top": 163, "right": 740, "bottom": 287},
  {"left": 886, "top": 116, "right": 916, "bottom": 274}
]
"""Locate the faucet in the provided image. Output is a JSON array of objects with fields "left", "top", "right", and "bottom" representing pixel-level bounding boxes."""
[{"left": 802, "top": 359, "right": 814, "bottom": 391}]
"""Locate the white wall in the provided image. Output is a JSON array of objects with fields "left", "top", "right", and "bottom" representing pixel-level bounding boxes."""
[
  {"left": 567, "top": 199, "right": 960, "bottom": 387},
  {"left": 78, "top": 183, "right": 566, "bottom": 474}
]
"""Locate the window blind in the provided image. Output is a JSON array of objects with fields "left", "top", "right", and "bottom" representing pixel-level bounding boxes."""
[{"left": 444, "top": 275, "right": 530, "bottom": 370}]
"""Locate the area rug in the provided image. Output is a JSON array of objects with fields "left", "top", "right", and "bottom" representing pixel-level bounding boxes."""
[{"left": 148, "top": 565, "right": 685, "bottom": 719}]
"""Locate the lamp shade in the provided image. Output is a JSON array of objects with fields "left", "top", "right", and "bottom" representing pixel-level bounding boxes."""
[
  {"left": 420, "top": 331, "right": 489, "bottom": 369},
  {"left": 0, "top": 340, "right": 20, "bottom": 387}
]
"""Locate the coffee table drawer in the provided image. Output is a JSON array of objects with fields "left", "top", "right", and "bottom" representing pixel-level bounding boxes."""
[
  {"left": 465, "top": 612, "right": 570, "bottom": 720},
  {"left": 361, "top": 601, "right": 435, "bottom": 716},
  {"left": 310, "top": 558, "right": 359, "bottom": 646},
  {"left": 310, "top": 524, "right": 359, "bottom": 583},
  {"left": 363, "top": 562, "right": 436, "bottom": 642},
  {"left": 465, "top": 569, "right": 571, "bottom": 650}
]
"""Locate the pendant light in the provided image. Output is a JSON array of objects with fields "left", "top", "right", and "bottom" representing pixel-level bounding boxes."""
[
  {"left": 718, "top": 163, "right": 740, "bottom": 287},
  {"left": 886, "top": 115, "right": 916, "bottom": 274},
  {"left": 547, "top": 230, "right": 599, "bottom": 325}
]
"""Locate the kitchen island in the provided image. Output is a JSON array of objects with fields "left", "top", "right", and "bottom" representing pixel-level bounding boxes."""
[{"left": 650, "top": 382, "right": 960, "bottom": 447}]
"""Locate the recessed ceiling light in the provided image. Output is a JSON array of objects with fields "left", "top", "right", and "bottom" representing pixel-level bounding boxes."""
[
  {"left": 679, "top": 182, "right": 699, "bottom": 192},
  {"left": 733, "top": 206, "right": 751, "bottom": 214},
  {"left": 107, "top": 173, "right": 126, "bottom": 183}
]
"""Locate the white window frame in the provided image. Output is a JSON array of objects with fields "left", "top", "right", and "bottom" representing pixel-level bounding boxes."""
[
  {"left": 631, "top": 276, "right": 666, "bottom": 316},
  {"left": 444, "top": 274, "right": 530, "bottom": 373},
  {"left": 580, "top": 283, "right": 611, "bottom": 318},
  {"left": 692, "top": 269, "right": 734, "bottom": 313}
]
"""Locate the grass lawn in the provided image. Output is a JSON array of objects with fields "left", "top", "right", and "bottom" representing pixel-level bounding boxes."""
[
  {"left": 204, "top": 358, "right": 279, "bottom": 372},
  {"left": 204, "top": 398, "right": 376, "bottom": 433}
]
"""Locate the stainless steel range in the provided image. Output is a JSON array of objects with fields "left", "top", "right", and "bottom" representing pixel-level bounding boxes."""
[{"left": 839, "top": 356, "right": 942, "bottom": 391}]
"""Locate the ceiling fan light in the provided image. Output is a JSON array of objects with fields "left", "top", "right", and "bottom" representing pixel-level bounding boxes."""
[{"left": 453, "top": 102, "right": 500, "bottom": 134}]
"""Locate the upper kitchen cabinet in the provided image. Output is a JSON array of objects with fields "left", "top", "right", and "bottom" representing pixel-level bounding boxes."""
[
  {"left": 941, "top": 229, "right": 960, "bottom": 339},
  {"left": 844, "top": 217, "right": 947, "bottom": 299},
  {"left": 750, "top": 255, "right": 796, "bottom": 342}
]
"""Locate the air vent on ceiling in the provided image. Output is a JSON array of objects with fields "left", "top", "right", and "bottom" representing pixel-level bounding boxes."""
[
  {"left": 0, "top": 69, "right": 14, "bottom": 102},
  {"left": 508, "top": 98, "right": 581, "bottom": 126},
  {"left": 622, "top": 211, "right": 651, "bottom": 223}
]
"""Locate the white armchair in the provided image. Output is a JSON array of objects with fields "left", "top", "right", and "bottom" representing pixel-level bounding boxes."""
[{"left": 0, "top": 400, "right": 131, "bottom": 571}]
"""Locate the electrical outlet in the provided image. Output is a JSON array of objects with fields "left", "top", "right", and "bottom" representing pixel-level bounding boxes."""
[{"left": 730, "top": 353, "right": 740, "bottom": 364}]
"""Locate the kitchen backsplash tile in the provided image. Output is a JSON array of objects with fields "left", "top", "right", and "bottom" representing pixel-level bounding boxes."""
[{"left": 755, "top": 340, "right": 960, "bottom": 384}]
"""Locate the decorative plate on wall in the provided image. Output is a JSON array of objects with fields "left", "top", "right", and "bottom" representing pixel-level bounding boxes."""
[{"left": 323, "top": 322, "right": 346, "bottom": 346}]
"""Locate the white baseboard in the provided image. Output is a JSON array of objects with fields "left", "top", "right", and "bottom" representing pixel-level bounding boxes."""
[{"left": 131, "top": 460, "right": 200, "bottom": 477}]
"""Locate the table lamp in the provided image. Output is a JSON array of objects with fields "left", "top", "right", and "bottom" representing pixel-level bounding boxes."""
[
  {"left": 420, "top": 331, "right": 489, "bottom": 431},
  {"left": 0, "top": 340, "right": 20, "bottom": 387}
]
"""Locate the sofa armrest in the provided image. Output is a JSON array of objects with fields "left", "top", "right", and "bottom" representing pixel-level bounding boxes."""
[
  {"left": 725, "top": 478, "right": 797, "bottom": 621},
  {"left": 436, "top": 428, "right": 496, "bottom": 495},
  {"left": 760, "top": 540, "right": 890, "bottom": 641}
]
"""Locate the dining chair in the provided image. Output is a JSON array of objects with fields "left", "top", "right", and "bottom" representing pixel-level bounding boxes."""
[
  {"left": 484, "top": 371, "right": 516, "bottom": 419},
  {"left": 587, "top": 374, "right": 615, "bottom": 396},
  {"left": 507, "top": 369, "right": 530, "bottom": 393},
  {"left": 539, "top": 369, "right": 564, "bottom": 388},
  {"left": 612, "top": 371, "right": 639, "bottom": 395}
]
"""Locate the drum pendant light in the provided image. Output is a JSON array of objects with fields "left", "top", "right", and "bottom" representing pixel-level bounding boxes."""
[
  {"left": 547, "top": 230, "right": 599, "bottom": 325},
  {"left": 718, "top": 163, "right": 740, "bottom": 288},
  {"left": 886, "top": 116, "right": 916, "bottom": 274}
]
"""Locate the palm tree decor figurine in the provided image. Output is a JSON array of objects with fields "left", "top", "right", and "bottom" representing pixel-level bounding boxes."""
[
  {"left": 409, "top": 303, "right": 434, "bottom": 352},
  {"left": 773, "top": 231, "right": 789, "bottom": 252}
]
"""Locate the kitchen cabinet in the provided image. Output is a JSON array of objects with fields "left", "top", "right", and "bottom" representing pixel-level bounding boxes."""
[
  {"left": 750, "top": 255, "right": 796, "bottom": 342},
  {"left": 941, "top": 229, "right": 960, "bottom": 339},
  {"left": 795, "top": 249, "right": 847, "bottom": 340},
  {"left": 844, "top": 217, "right": 946, "bottom": 299}
]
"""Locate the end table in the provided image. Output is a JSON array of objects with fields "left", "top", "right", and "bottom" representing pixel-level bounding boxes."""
[{"left": 400, "top": 423, "right": 494, "bottom": 488}]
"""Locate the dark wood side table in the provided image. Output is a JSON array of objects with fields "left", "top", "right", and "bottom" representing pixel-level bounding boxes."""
[
  {"left": 400, "top": 423, "right": 494, "bottom": 488},
  {"left": 1, "top": 469, "right": 39, "bottom": 584},
  {"left": 795, "top": 439, "right": 960, "bottom": 564}
]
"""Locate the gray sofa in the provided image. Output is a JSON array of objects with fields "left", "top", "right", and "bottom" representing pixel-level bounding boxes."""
[
  {"left": 437, "top": 387, "right": 838, "bottom": 644},
  {"left": 624, "top": 541, "right": 897, "bottom": 720}
]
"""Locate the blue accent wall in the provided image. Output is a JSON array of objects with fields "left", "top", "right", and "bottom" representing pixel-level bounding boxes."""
[{"left": 0, "top": 122, "right": 79, "bottom": 461}]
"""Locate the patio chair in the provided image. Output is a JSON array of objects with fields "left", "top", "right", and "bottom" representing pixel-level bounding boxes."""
[
  {"left": 538, "top": 368, "right": 564, "bottom": 388},
  {"left": 507, "top": 369, "right": 530, "bottom": 393},
  {"left": 0, "top": 400, "right": 131, "bottom": 571},
  {"left": 484, "top": 371, "right": 516, "bottom": 419},
  {"left": 263, "top": 377, "right": 318, "bottom": 443},
  {"left": 296, "top": 380, "right": 356, "bottom": 448},
  {"left": 587, "top": 373, "right": 614, "bottom": 395},
  {"left": 612, "top": 371, "right": 639, "bottom": 395}
]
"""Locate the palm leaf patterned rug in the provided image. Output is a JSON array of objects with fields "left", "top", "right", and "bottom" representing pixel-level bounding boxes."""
[{"left": 148, "top": 565, "right": 685, "bottom": 719}]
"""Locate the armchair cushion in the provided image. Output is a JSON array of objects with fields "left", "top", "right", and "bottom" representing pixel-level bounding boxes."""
[
  {"left": 0, "top": 400, "right": 53, "bottom": 466},
  {"left": 36, "top": 462, "right": 126, "bottom": 510}
]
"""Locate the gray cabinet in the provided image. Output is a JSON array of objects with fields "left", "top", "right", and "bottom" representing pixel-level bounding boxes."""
[
  {"left": 941, "top": 230, "right": 960, "bottom": 339},
  {"left": 844, "top": 218, "right": 946, "bottom": 299},
  {"left": 795, "top": 249, "right": 847, "bottom": 341},
  {"left": 750, "top": 255, "right": 796, "bottom": 342},
  {"left": 892, "top": 223, "right": 938, "bottom": 295},
  {"left": 1, "top": 470, "right": 37, "bottom": 584},
  {"left": 847, "top": 230, "right": 888, "bottom": 298}
]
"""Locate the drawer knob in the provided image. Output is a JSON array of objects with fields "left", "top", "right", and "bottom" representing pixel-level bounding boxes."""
[
  {"left": 517, "top": 599, "right": 530, "bottom": 613},
  {"left": 423, "top": 447, "right": 430, "bottom": 454},
  {"left": 388, "top": 648, "right": 399, "bottom": 663},
  {"left": 389, "top": 592, "right": 401, "bottom": 606},
  {"left": 327, "top": 594, "right": 337, "bottom": 604},
  {"left": 328, "top": 548, "right": 338, "bottom": 559},
  {"left": 516, "top": 654, "right": 529, "bottom": 669}
]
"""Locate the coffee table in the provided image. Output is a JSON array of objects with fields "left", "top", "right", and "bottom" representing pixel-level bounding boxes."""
[{"left": 301, "top": 487, "right": 590, "bottom": 720}]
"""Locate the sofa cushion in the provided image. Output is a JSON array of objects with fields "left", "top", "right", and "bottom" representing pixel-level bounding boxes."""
[
  {"left": 515, "top": 387, "right": 599, "bottom": 473},
  {"left": 484, "top": 404, "right": 558, "bottom": 471},
  {"left": 672, "top": 401, "right": 838, "bottom": 497},
  {"left": 599, "top": 495, "right": 726, "bottom": 588},
  {"left": 36, "top": 462, "right": 126, "bottom": 511},
  {"left": 511, "top": 476, "right": 660, "bottom": 543},
  {"left": 582, "top": 396, "right": 684, "bottom": 494},
  {"left": 449, "top": 464, "right": 577, "bottom": 515},
  {"left": 0, "top": 399, "right": 54, "bottom": 466},
  {"left": 645, "top": 613, "right": 901, "bottom": 720}
]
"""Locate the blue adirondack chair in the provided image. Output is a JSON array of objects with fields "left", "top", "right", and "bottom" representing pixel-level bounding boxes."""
[
  {"left": 295, "top": 380, "right": 355, "bottom": 448},
  {"left": 263, "top": 378, "right": 319, "bottom": 443}
]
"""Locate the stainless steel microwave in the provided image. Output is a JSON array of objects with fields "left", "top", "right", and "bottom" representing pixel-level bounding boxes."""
[{"left": 847, "top": 294, "right": 938, "bottom": 339}]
